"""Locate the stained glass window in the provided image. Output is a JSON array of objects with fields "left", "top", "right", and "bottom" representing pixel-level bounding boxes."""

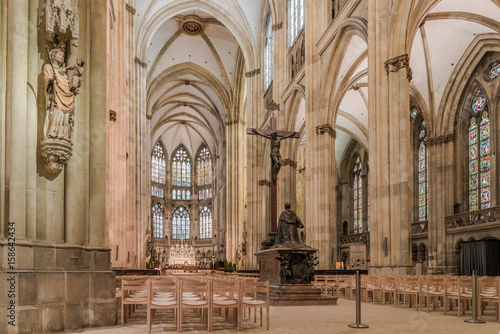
[
  {"left": 353, "top": 157, "right": 362, "bottom": 234},
  {"left": 489, "top": 63, "right": 500, "bottom": 79},
  {"left": 469, "top": 97, "right": 491, "bottom": 211},
  {"left": 289, "top": 0, "right": 304, "bottom": 45},
  {"left": 417, "top": 119, "right": 427, "bottom": 222},
  {"left": 199, "top": 206, "right": 212, "bottom": 239},
  {"left": 152, "top": 143, "right": 166, "bottom": 184},
  {"left": 410, "top": 106, "right": 417, "bottom": 121},
  {"left": 172, "top": 146, "right": 191, "bottom": 187},
  {"left": 366, "top": 159, "right": 370, "bottom": 232},
  {"left": 152, "top": 185, "right": 164, "bottom": 199},
  {"left": 199, "top": 189, "right": 204, "bottom": 200},
  {"left": 197, "top": 146, "right": 212, "bottom": 186},
  {"left": 172, "top": 206, "right": 190, "bottom": 239},
  {"left": 264, "top": 8, "right": 273, "bottom": 90},
  {"left": 152, "top": 203, "right": 164, "bottom": 239}
]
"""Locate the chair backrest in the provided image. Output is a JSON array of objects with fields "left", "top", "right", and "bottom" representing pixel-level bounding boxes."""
[
  {"left": 179, "top": 280, "right": 211, "bottom": 301},
  {"left": 122, "top": 279, "right": 150, "bottom": 298},
  {"left": 242, "top": 281, "right": 269, "bottom": 301}
]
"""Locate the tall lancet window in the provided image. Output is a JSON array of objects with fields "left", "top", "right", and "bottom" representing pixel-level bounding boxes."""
[
  {"left": 152, "top": 142, "right": 166, "bottom": 199},
  {"left": 469, "top": 90, "right": 491, "bottom": 211},
  {"left": 417, "top": 120, "right": 428, "bottom": 222},
  {"left": 197, "top": 146, "right": 213, "bottom": 200},
  {"left": 353, "top": 157, "right": 363, "bottom": 234},
  {"left": 366, "top": 158, "right": 370, "bottom": 232},
  {"left": 172, "top": 146, "right": 191, "bottom": 201},
  {"left": 172, "top": 206, "right": 190, "bottom": 239},
  {"left": 199, "top": 206, "right": 212, "bottom": 239},
  {"left": 264, "top": 9, "right": 273, "bottom": 90},
  {"left": 289, "top": 0, "right": 304, "bottom": 45},
  {"left": 152, "top": 203, "right": 164, "bottom": 238}
]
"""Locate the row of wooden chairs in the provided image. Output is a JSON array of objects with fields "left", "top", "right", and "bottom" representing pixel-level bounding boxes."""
[
  {"left": 313, "top": 274, "right": 500, "bottom": 321},
  {"left": 120, "top": 276, "right": 269, "bottom": 332}
]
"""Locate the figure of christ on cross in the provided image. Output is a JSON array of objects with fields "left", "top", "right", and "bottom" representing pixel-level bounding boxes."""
[{"left": 247, "top": 116, "right": 300, "bottom": 233}]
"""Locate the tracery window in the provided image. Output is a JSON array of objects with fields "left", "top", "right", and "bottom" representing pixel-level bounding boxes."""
[
  {"left": 353, "top": 157, "right": 363, "bottom": 234},
  {"left": 172, "top": 206, "right": 190, "bottom": 239},
  {"left": 152, "top": 142, "right": 166, "bottom": 184},
  {"left": 366, "top": 158, "right": 370, "bottom": 232},
  {"left": 152, "top": 203, "right": 164, "bottom": 239},
  {"left": 264, "top": 9, "right": 273, "bottom": 90},
  {"left": 289, "top": 0, "right": 304, "bottom": 45},
  {"left": 489, "top": 63, "right": 500, "bottom": 79},
  {"left": 417, "top": 120, "right": 428, "bottom": 222},
  {"left": 197, "top": 146, "right": 213, "bottom": 200},
  {"left": 469, "top": 90, "right": 490, "bottom": 211},
  {"left": 199, "top": 206, "right": 212, "bottom": 239},
  {"left": 172, "top": 146, "right": 191, "bottom": 187}
]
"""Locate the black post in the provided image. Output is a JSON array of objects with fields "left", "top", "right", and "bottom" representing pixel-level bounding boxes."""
[
  {"left": 348, "top": 270, "right": 369, "bottom": 328},
  {"left": 465, "top": 270, "right": 485, "bottom": 324}
]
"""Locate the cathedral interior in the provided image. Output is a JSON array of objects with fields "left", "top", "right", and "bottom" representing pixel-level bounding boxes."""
[{"left": 1, "top": 0, "right": 500, "bottom": 332}]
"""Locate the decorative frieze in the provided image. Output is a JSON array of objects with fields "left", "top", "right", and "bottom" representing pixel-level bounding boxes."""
[
  {"left": 445, "top": 206, "right": 500, "bottom": 230},
  {"left": 426, "top": 134, "right": 454, "bottom": 146},
  {"left": 315, "top": 124, "right": 336, "bottom": 139},
  {"left": 134, "top": 57, "right": 147, "bottom": 68},
  {"left": 282, "top": 158, "right": 297, "bottom": 169},
  {"left": 411, "top": 221, "right": 428, "bottom": 235},
  {"left": 272, "top": 22, "right": 283, "bottom": 31},
  {"left": 384, "top": 54, "right": 412, "bottom": 81},
  {"left": 339, "top": 232, "right": 369, "bottom": 245},
  {"left": 259, "top": 180, "right": 271, "bottom": 187},
  {"left": 125, "top": 3, "right": 136, "bottom": 15},
  {"left": 245, "top": 69, "right": 261, "bottom": 78}
]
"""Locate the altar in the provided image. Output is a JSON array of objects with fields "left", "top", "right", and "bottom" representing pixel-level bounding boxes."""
[{"left": 169, "top": 243, "right": 196, "bottom": 265}]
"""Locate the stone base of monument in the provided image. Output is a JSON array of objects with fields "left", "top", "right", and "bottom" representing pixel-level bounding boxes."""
[{"left": 255, "top": 246, "right": 338, "bottom": 306}]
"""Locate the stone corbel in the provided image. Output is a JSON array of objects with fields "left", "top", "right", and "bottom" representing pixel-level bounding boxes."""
[
  {"left": 384, "top": 54, "right": 412, "bottom": 82},
  {"left": 315, "top": 124, "right": 336, "bottom": 139},
  {"left": 125, "top": 3, "right": 136, "bottom": 15},
  {"left": 272, "top": 22, "right": 283, "bottom": 31},
  {"left": 109, "top": 109, "right": 117, "bottom": 122},
  {"left": 259, "top": 180, "right": 271, "bottom": 187},
  {"left": 426, "top": 134, "right": 454, "bottom": 146},
  {"left": 282, "top": 159, "right": 297, "bottom": 169},
  {"left": 134, "top": 57, "right": 147, "bottom": 68},
  {"left": 266, "top": 101, "right": 280, "bottom": 111},
  {"left": 245, "top": 69, "right": 261, "bottom": 78}
]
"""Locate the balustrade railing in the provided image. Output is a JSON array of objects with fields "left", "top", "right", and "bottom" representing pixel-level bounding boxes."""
[
  {"left": 411, "top": 221, "right": 428, "bottom": 235},
  {"left": 445, "top": 206, "right": 500, "bottom": 229},
  {"left": 339, "top": 232, "right": 369, "bottom": 245}
]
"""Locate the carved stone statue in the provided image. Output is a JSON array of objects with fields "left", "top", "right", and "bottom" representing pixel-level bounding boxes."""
[
  {"left": 274, "top": 203, "right": 305, "bottom": 248},
  {"left": 41, "top": 46, "right": 84, "bottom": 174}
]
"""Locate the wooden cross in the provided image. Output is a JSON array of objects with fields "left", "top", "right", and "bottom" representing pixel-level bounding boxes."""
[{"left": 247, "top": 117, "right": 300, "bottom": 232}]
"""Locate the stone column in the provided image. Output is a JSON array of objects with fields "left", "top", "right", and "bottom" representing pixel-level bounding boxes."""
[
  {"left": 368, "top": 0, "right": 413, "bottom": 275},
  {"left": 427, "top": 135, "right": 455, "bottom": 274}
]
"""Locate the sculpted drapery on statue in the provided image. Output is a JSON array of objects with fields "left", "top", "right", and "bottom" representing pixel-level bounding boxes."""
[
  {"left": 274, "top": 203, "right": 305, "bottom": 248},
  {"left": 41, "top": 45, "right": 85, "bottom": 174}
]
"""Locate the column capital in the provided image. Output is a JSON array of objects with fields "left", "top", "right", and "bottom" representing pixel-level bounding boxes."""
[
  {"left": 272, "top": 22, "right": 283, "bottom": 31},
  {"left": 245, "top": 69, "right": 261, "bottom": 78},
  {"left": 126, "top": 3, "right": 136, "bottom": 15},
  {"left": 282, "top": 158, "right": 297, "bottom": 169},
  {"left": 315, "top": 124, "right": 336, "bottom": 138},
  {"left": 384, "top": 54, "right": 412, "bottom": 81},
  {"left": 258, "top": 180, "right": 271, "bottom": 187},
  {"left": 134, "top": 56, "right": 147, "bottom": 68},
  {"left": 427, "top": 134, "right": 454, "bottom": 146}
]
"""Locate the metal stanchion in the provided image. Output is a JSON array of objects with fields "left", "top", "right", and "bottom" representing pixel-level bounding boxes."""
[
  {"left": 348, "top": 269, "right": 369, "bottom": 328},
  {"left": 465, "top": 269, "right": 485, "bottom": 324}
]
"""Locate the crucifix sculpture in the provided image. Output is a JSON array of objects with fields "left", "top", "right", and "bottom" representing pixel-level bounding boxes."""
[{"left": 247, "top": 116, "right": 300, "bottom": 233}]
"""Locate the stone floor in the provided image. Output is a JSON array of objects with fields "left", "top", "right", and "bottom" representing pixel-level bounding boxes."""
[{"left": 69, "top": 299, "right": 500, "bottom": 334}]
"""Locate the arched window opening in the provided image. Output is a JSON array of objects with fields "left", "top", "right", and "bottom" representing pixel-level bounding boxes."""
[
  {"left": 172, "top": 146, "right": 191, "bottom": 187},
  {"left": 152, "top": 203, "right": 164, "bottom": 239},
  {"left": 172, "top": 206, "right": 190, "bottom": 239},
  {"left": 264, "top": 8, "right": 273, "bottom": 89},
  {"left": 469, "top": 90, "right": 490, "bottom": 211},
  {"left": 152, "top": 142, "right": 166, "bottom": 184},
  {"left": 353, "top": 156, "right": 362, "bottom": 234},
  {"left": 199, "top": 206, "right": 212, "bottom": 239},
  {"left": 289, "top": 0, "right": 304, "bottom": 45},
  {"left": 418, "top": 119, "right": 428, "bottom": 223},
  {"left": 197, "top": 146, "right": 213, "bottom": 200}
]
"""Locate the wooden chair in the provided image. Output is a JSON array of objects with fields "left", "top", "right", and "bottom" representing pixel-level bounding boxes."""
[
  {"left": 239, "top": 281, "right": 269, "bottom": 330},
  {"left": 379, "top": 276, "right": 397, "bottom": 306},
  {"left": 179, "top": 280, "right": 212, "bottom": 331},
  {"left": 211, "top": 280, "right": 241, "bottom": 330},
  {"left": 478, "top": 276, "right": 499, "bottom": 321},
  {"left": 121, "top": 279, "right": 150, "bottom": 325},
  {"left": 325, "top": 276, "right": 339, "bottom": 297},
  {"left": 399, "top": 276, "right": 420, "bottom": 308},
  {"left": 147, "top": 279, "right": 179, "bottom": 332},
  {"left": 425, "top": 276, "right": 446, "bottom": 312}
]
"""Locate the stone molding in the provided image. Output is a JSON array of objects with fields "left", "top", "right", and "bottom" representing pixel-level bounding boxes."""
[
  {"left": 266, "top": 101, "right": 280, "bottom": 110},
  {"left": 384, "top": 54, "right": 412, "bottom": 82},
  {"left": 282, "top": 158, "right": 297, "bottom": 169},
  {"left": 315, "top": 124, "right": 336, "bottom": 139},
  {"left": 427, "top": 134, "right": 454, "bottom": 146},
  {"left": 245, "top": 69, "right": 261, "bottom": 77},
  {"left": 259, "top": 180, "right": 271, "bottom": 187},
  {"left": 225, "top": 119, "right": 246, "bottom": 126},
  {"left": 272, "top": 22, "right": 283, "bottom": 31},
  {"left": 126, "top": 3, "right": 136, "bottom": 15},
  {"left": 134, "top": 57, "right": 147, "bottom": 68}
]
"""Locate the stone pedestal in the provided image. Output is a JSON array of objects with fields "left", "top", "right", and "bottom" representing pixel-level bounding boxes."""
[{"left": 255, "top": 247, "right": 337, "bottom": 306}]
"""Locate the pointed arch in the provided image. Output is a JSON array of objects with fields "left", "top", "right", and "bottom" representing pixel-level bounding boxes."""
[{"left": 172, "top": 205, "right": 190, "bottom": 239}]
